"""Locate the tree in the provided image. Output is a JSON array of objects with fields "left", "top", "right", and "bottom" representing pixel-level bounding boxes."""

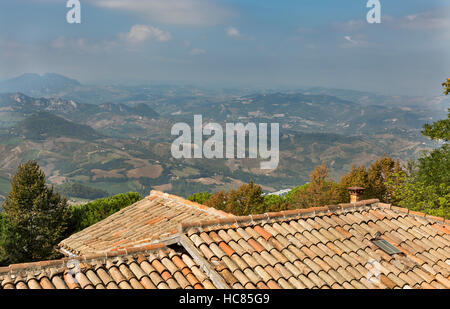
[
  {"left": 263, "top": 195, "right": 290, "bottom": 212},
  {"left": 422, "top": 109, "right": 449, "bottom": 142},
  {"left": 291, "top": 163, "right": 340, "bottom": 208},
  {"left": 389, "top": 80, "right": 450, "bottom": 217},
  {"left": 0, "top": 213, "right": 9, "bottom": 265},
  {"left": 205, "top": 182, "right": 267, "bottom": 215},
  {"left": 284, "top": 184, "right": 309, "bottom": 203},
  {"left": 388, "top": 168, "right": 449, "bottom": 218},
  {"left": 204, "top": 190, "right": 228, "bottom": 212},
  {"left": 421, "top": 79, "right": 450, "bottom": 142},
  {"left": 338, "top": 165, "right": 370, "bottom": 201},
  {"left": 227, "top": 181, "right": 266, "bottom": 215},
  {"left": 1, "top": 161, "right": 70, "bottom": 263},
  {"left": 366, "top": 155, "right": 402, "bottom": 202}
]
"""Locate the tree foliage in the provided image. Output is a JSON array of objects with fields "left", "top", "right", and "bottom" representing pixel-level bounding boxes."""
[
  {"left": 290, "top": 163, "right": 341, "bottom": 208},
  {"left": 422, "top": 109, "right": 450, "bottom": 142},
  {"left": 284, "top": 184, "right": 309, "bottom": 203},
  {"left": 443, "top": 78, "right": 450, "bottom": 95},
  {"left": 202, "top": 181, "right": 291, "bottom": 215},
  {"left": 338, "top": 164, "right": 370, "bottom": 201},
  {"left": 366, "top": 155, "right": 403, "bottom": 202},
  {"left": 263, "top": 194, "right": 290, "bottom": 212},
  {"left": 205, "top": 181, "right": 267, "bottom": 216},
  {"left": 193, "top": 157, "right": 406, "bottom": 216},
  {"left": 421, "top": 80, "right": 450, "bottom": 141},
  {"left": 338, "top": 155, "right": 403, "bottom": 203},
  {"left": 389, "top": 144, "right": 449, "bottom": 217},
  {"left": 187, "top": 192, "right": 212, "bottom": 205},
  {"left": 0, "top": 213, "right": 9, "bottom": 265},
  {"left": 0, "top": 161, "right": 70, "bottom": 264}
]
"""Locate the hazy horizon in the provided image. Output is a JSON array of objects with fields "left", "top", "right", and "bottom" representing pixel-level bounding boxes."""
[{"left": 1, "top": 0, "right": 450, "bottom": 96}]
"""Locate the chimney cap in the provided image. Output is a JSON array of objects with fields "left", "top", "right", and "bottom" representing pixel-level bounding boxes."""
[{"left": 347, "top": 186, "right": 365, "bottom": 191}]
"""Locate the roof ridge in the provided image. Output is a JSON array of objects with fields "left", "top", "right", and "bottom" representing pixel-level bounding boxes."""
[
  {"left": 179, "top": 199, "right": 381, "bottom": 232},
  {"left": 149, "top": 190, "right": 234, "bottom": 218},
  {"left": 377, "top": 202, "right": 448, "bottom": 224},
  {"left": 179, "top": 199, "right": 449, "bottom": 232}
]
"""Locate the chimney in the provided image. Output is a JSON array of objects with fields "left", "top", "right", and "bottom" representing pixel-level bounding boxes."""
[{"left": 347, "top": 187, "right": 365, "bottom": 203}]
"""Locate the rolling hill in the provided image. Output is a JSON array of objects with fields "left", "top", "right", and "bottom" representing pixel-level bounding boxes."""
[
  {"left": 13, "top": 112, "right": 101, "bottom": 141},
  {"left": 0, "top": 73, "right": 81, "bottom": 96},
  {"left": 0, "top": 77, "right": 446, "bottom": 202}
]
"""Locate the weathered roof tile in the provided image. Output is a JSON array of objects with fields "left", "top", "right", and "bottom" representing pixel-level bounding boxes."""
[
  {"left": 58, "top": 191, "right": 233, "bottom": 255},
  {"left": 2, "top": 194, "right": 448, "bottom": 290}
]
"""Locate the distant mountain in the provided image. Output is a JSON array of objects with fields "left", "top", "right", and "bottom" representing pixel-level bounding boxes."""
[
  {"left": 0, "top": 73, "right": 82, "bottom": 96},
  {"left": 302, "top": 87, "right": 450, "bottom": 111},
  {"left": 0, "top": 93, "right": 159, "bottom": 129},
  {"left": 13, "top": 111, "right": 101, "bottom": 141},
  {"left": 167, "top": 92, "right": 434, "bottom": 134}
]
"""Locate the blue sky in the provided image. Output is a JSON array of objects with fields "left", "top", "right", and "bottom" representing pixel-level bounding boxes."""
[{"left": 0, "top": 0, "right": 449, "bottom": 95}]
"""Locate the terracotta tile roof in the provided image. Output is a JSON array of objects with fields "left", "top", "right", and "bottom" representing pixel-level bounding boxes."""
[
  {"left": 2, "top": 193, "right": 449, "bottom": 289},
  {"left": 0, "top": 246, "right": 221, "bottom": 289},
  {"left": 58, "top": 190, "right": 233, "bottom": 256},
  {"left": 179, "top": 200, "right": 450, "bottom": 289}
]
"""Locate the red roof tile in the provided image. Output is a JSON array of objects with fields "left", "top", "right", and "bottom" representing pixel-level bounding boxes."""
[
  {"left": 58, "top": 190, "right": 233, "bottom": 256},
  {"left": 180, "top": 200, "right": 450, "bottom": 289},
  {"left": 0, "top": 247, "right": 218, "bottom": 289},
  {"left": 2, "top": 192, "right": 448, "bottom": 289}
]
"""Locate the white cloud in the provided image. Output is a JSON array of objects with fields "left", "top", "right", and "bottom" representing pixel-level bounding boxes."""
[
  {"left": 344, "top": 36, "right": 357, "bottom": 44},
  {"left": 190, "top": 48, "right": 207, "bottom": 56},
  {"left": 49, "top": 24, "right": 170, "bottom": 53},
  {"left": 124, "top": 25, "right": 172, "bottom": 44},
  {"left": 341, "top": 35, "right": 372, "bottom": 48},
  {"left": 226, "top": 26, "right": 242, "bottom": 38},
  {"left": 393, "top": 11, "right": 450, "bottom": 30},
  {"left": 335, "top": 10, "right": 450, "bottom": 33},
  {"left": 91, "top": 0, "right": 232, "bottom": 26}
]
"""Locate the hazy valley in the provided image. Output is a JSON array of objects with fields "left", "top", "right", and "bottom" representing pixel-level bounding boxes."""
[{"left": 0, "top": 73, "right": 447, "bottom": 202}]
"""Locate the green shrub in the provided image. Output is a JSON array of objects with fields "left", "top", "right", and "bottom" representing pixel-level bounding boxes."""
[{"left": 186, "top": 192, "right": 212, "bottom": 204}]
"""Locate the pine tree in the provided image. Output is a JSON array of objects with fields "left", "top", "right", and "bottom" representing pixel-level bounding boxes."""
[
  {"left": 227, "top": 181, "right": 265, "bottom": 215},
  {"left": 205, "top": 191, "right": 228, "bottom": 212},
  {"left": 2, "top": 160, "right": 70, "bottom": 263},
  {"left": 338, "top": 164, "right": 370, "bottom": 201},
  {"left": 367, "top": 155, "right": 402, "bottom": 202},
  {"left": 205, "top": 181, "right": 266, "bottom": 215},
  {"left": 293, "top": 163, "right": 340, "bottom": 208}
]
